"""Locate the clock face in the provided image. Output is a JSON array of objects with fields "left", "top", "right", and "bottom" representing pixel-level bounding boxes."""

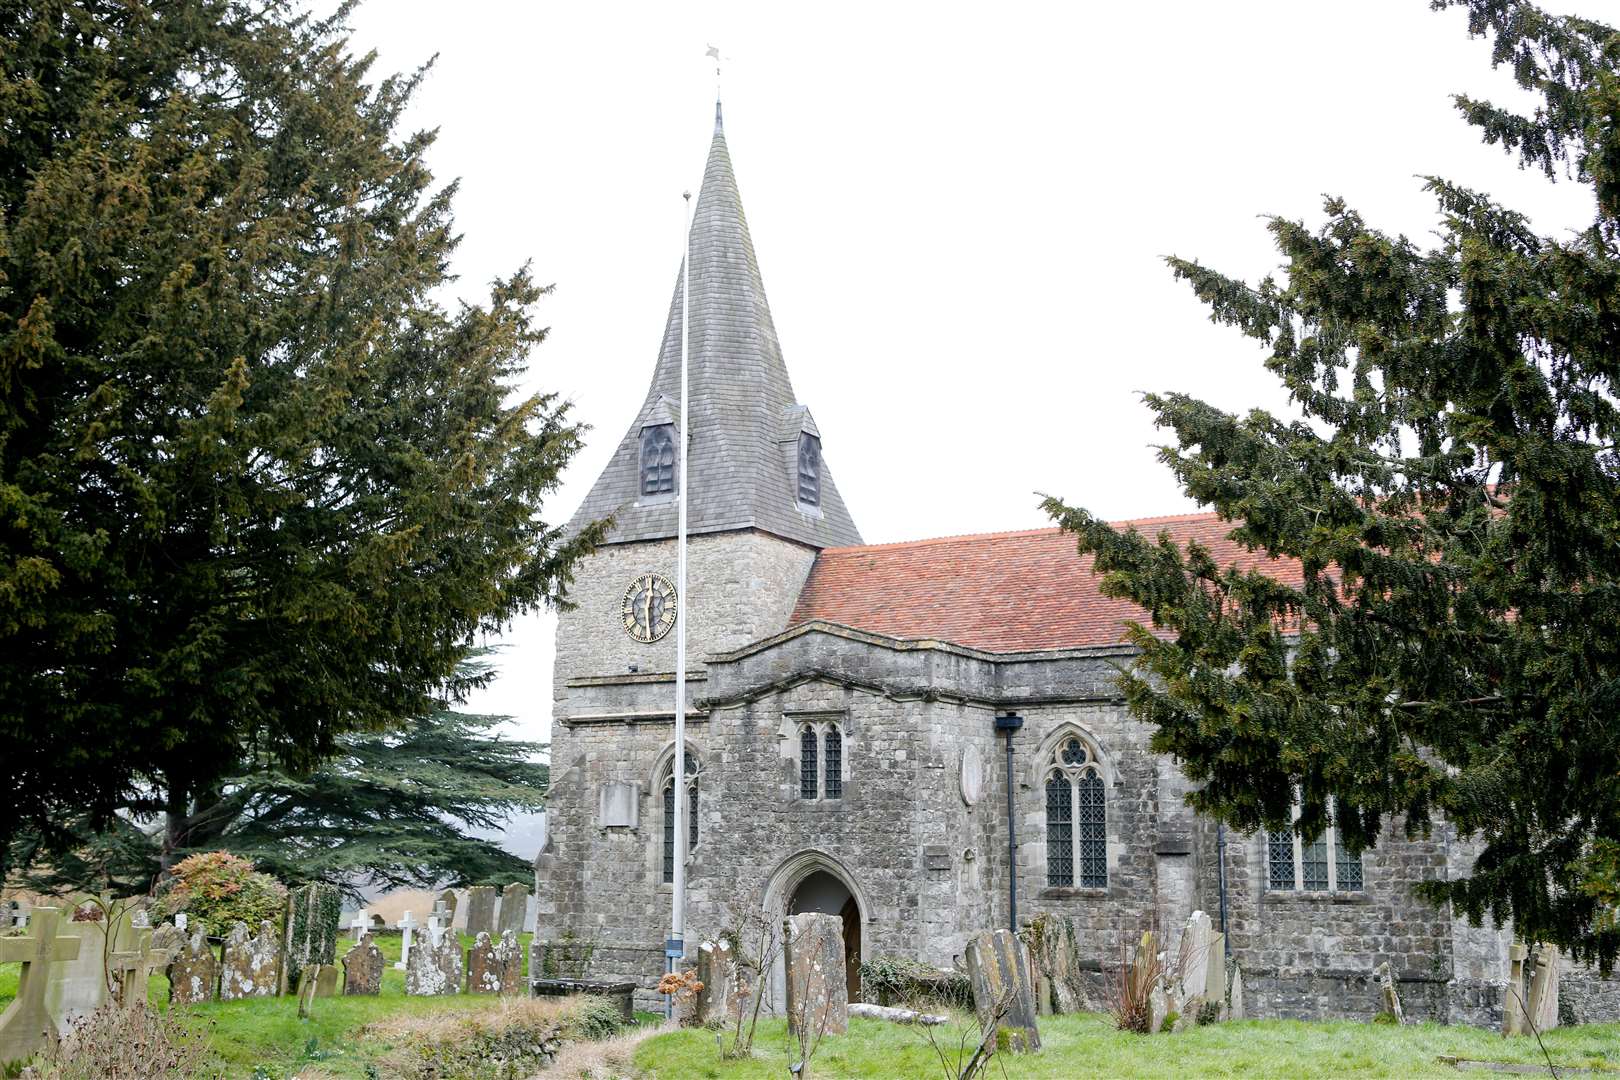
[{"left": 621, "top": 573, "right": 677, "bottom": 643}]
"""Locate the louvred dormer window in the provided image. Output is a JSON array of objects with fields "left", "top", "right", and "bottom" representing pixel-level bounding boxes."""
[
  {"left": 797, "top": 433, "right": 821, "bottom": 507},
  {"left": 641, "top": 423, "right": 675, "bottom": 496}
]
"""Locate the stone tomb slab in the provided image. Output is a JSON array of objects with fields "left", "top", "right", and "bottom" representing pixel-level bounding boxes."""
[
  {"left": 464, "top": 886, "right": 497, "bottom": 938},
  {"left": 964, "top": 928, "right": 1040, "bottom": 1053},
  {"left": 532, "top": 978, "right": 636, "bottom": 1022},
  {"left": 343, "top": 932, "right": 385, "bottom": 995},
  {"left": 0, "top": 906, "right": 83, "bottom": 1065},
  {"left": 783, "top": 912, "right": 848, "bottom": 1037}
]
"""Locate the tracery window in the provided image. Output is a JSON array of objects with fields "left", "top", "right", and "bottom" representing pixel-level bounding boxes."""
[
  {"left": 797, "top": 721, "right": 845, "bottom": 800},
  {"left": 1045, "top": 736, "right": 1106, "bottom": 888},
  {"left": 797, "top": 433, "right": 821, "bottom": 507},
  {"left": 641, "top": 423, "right": 675, "bottom": 496},
  {"left": 1266, "top": 808, "right": 1363, "bottom": 893},
  {"left": 661, "top": 756, "right": 698, "bottom": 884}
]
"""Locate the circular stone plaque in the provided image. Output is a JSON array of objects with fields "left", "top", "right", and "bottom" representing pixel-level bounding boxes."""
[{"left": 959, "top": 744, "right": 985, "bottom": 806}]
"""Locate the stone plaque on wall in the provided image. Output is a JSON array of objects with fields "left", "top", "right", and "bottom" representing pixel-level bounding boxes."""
[
  {"left": 598, "top": 782, "right": 639, "bottom": 828},
  {"left": 960, "top": 744, "right": 985, "bottom": 806}
]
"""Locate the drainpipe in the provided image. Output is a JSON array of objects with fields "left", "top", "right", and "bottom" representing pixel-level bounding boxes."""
[
  {"left": 995, "top": 713, "right": 1025, "bottom": 932},
  {"left": 1217, "top": 823, "right": 1231, "bottom": 964}
]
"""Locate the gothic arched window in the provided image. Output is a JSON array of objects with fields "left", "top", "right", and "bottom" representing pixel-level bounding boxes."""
[
  {"left": 823, "top": 727, "right": 842, "bottom": 800},
  {"left": 799, "top": 727, "right": 818, "bottom": 800},
  {"left": 798, "top": 720, "right": 845, "bottom": 801},
  {"left": 797, "top": 433, "right": 821, "bottom": 507},
  {"left": 641, "top": 423, "right": 675, "bottom": 496},
  {"left": 1045, "top": 736, "right": 1106, "bottom": 888},
  {"left": 661, "top": 756, "right": 698, "bottom": 884}
]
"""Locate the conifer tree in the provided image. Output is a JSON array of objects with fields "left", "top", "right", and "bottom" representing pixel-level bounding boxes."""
[
  {"left": 1045, "top": 0, "right": 1620, "bottom": 967},
  {"left": 0, "top": 2, "right": 601, "bottom": 878}
]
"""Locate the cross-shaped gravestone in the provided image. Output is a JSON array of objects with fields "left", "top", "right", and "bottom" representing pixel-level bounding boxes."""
[
  {"left": 428, "top": 901, "right": 450, "bottom": 934},
  {"left": 393, "top": 911, "right": 417, "bottom": 972},
  {"left": 108, "top": 927, "right": 176, "bottom": 1010},
  {"left": 350, "top": 911, "right": 370, "bottom": 942},
  {"left": 0, "top": 906, "right": 82, "bottom": 1064}
]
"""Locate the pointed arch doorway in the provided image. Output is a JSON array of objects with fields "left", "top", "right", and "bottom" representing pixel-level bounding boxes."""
[{"left": 788, "top": 870, "right": 862, "bottom": 1002}]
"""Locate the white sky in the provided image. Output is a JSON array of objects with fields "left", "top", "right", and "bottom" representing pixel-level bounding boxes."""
[{"left": 338, "top": 0, "right": 1608, "bottom": 746}]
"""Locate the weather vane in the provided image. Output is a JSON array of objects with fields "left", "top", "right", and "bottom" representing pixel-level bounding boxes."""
[{"left": 706, "top": 43, "right": 726, "bottom": 99}]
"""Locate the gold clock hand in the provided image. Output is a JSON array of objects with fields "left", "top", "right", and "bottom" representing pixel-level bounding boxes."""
[{"left": 644, "top": 584, "right": 654, "bottom": 633}]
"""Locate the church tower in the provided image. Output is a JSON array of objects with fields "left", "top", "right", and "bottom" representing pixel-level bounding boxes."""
[{"left": 552, "top": 103, "right": 861, "bottom": 691}]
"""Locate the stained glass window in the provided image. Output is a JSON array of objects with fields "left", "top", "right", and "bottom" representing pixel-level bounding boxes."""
[
  {"left": 1046, "top": 773, "right": 1073, "bottom": 887},
  {"left": 662, "top": 757, "right": 698, "bottom": 884},
  {"left": 641, "top": 424, "right": 675, "bottom": 496},
  {"left": 1077, "top": 771, "right": 1107, "bottom": 887},
  {"left": 662, "top": 781, "right": 675, "bottom": 884},
  {"left": 1267, "top": 831, "right": 1295, "bottom": 890},
  {"left": 824, "top": 727, "right": 842, "bottom": 800},
  {"left": 1335, "top": 840, "right": 1363, "bottom": 891},
  {"left": 797, "top": 434, "right": 821, "bottom": 506},
  {"left": 800, "top": 727, "right": 818, "bottom": 800},
  {"left": 1302, "top": 835, "right": 1330, "bottom": 890}
]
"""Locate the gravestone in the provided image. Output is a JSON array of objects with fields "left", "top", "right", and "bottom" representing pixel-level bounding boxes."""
[
  {"left": 467, "top": 932, "right": 502, "bottom": 993},
  {"left": 1375, "top": 961, "right": 1404, "bottom": 1023},
  {"left": 1206, "top": 935, "right": 1227, "bottom": 1020},
  {"left": 465, "top": 886, "right": 498, "bottom": 937},
  {"left": 167, "top": 930, "right": 220, "bottom": 1006},
  {"left": 220, "top": 920, "right": 282, "bottom": 1001},
  {"left": 1527, "top": 945, "right": 1560, "bottom": 1033},
  {"left": 1129, "top": 930, "right": 1158, "bottom": 1013},
  {"left": 109, "top": 925, "right": 175, "bottom": 1009},
  {"left": 784, "top": 912, "right": 849, "bottom": 1036},
  {"left": 1023, "top": 914, "right": 1082, "bottom": 1014},
  {"left": 42, "top": 904, "right": 114, "bottom": 1034},
  {"left": 495, "top": 930, "right": 524, "bottom": 995},
  {"left": 437, "top": 889, "right": 459, "bottom": 927},
  {"left": 1229, "top": 964, "right": 1245, "bottom": 1020},
  {"left": 405, "top": 925, "right": 462, "bottom": 995},
  {"left": 1503, "top": 942, "right": 1529, "bottom": 1036},
  {"left": 498, "top": 882, "right": 529, "bottom": 936},
  {"left": 343, "top": 932, "right": 384, "bottom": 995},
  {"left": 152, "top": 921, "right": 186, "bottom": 958},
  {"left": 0, "top": 906, "right": 83, "bottom": 1064},
  {"left": 1177, "top": 910, "right": 1214, "bottom": 1019},
  {"left": 394, "top": 911, "right": 418, "bottom": 972},
  {"left": 283, "top": 883, "right": 340, "bottom": 994},
  {"left": 350, "top": 912, "right": 370, "bottom": 942},
  {"left": 696, "top": 939, "right": 738, "bottom": 1025},
  {"left": 963, "top": 929, "right": 1040, "bottom": 1052},
  {"left": 1148, "top": 984, "right": 1169, "bottom": 1033}
]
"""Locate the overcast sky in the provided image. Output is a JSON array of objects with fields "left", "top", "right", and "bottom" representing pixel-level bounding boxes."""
[{"left": 337, "top": 0, "right": 1606, "bottom": 746}]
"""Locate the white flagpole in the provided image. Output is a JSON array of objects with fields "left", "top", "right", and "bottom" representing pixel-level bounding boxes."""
[{"left": 669, "top": 188, "right": 692, "bottom": 985}]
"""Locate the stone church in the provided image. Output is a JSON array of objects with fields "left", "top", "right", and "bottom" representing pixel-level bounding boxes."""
[{"left": 533, "top": 104, "right": 1618, "bottom": 1026}]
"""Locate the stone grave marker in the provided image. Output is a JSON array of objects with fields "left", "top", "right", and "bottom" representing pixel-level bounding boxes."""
[
  {"left": 1229, "top": 964, "right": 1245, "bottom": 1020},
  {"left": 283, "top": 882, "right": 340, "bottom": 994},
  {"left": 437, "top": 889, "right": 459, "bottom": 927},
  {"left": 394, "top": 911, "right": 418, "bottom": 972},
  {"left": 467, "top": 932, "right": 501, "bottom": 993},
  {"left": 784, "top": 912, "right": 849, "bottom": 1036},
  {"left": 220, "top": 920, "right": 281, "bottom": 1001},
  {"left": 1177, "top": 910, "right": 1214, "bottom": 1019},
  {"left": 498, "top": 882, "right": 529, "bottom": 936},
  {"left": 1148, "top": 984, "right": 1169, "bottom": 1033},
  {"left": 405, "top": 925, "right": 462, "bottom": 996},
  {"left": 1375, "top": 961, "right": 1404, "bottom": 1023},
  {"left": 314, "top": 963, "right": 339, "bottom": 996},
  {"left": 42, "top": 903, "right": 115, "bottom": 1035},
  {"left": 465, "top": 886, "right": 498, "bottom": 937},
  {"left": 151, "top": 921, "right": 186, "bottom": 958},
  {"left": 963, "top": 929, "right": 1040, "bottom": 1052},
  {"left": 1503, "top": 942, "right": 1529, "bottom": 1036},
  {"left": 343, "top": 932, "right": 384, "bottom": 995},
  {"left": 1207, "top": 935, "right": 1228, "bottom": 1020},
  {"left": 167, "top": 930, "right": 220, "bottom": 1006},
  {"left": 495, "top": 930, "right": 524, "bottom": 995},
  {"left": 296, "top": 966, "right": 319, "bottom": 1019},
  {"left": 696, "top": 939, "right": 738, "bottom": 1025},
  {"left": 350, "top": 911, "right": 370, "bottom": 942},
  {"left": 109, "top": 926, "right": 176, "bottom": 1009},
  {"left": 174, "top": 913, "right": 188, "bottom": 932},
  {"left": 0, "top": 906, "right": 83, "bottom": 1065},
  {"left": 1023, "top": 914, "right": 1082, "bottom": 1015},
  {"left": 1527, "top": 945, "right": 1560, "bottom": 1032}
]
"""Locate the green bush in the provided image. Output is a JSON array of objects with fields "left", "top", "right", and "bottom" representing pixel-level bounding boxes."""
[
  {"left": 564, "top": 995, "right": 628, "bottom": 1042},
  {"left": 151, "top": 850, "right": 287, "bottom": 937},
  {"left": 858, "top": 955, "right": 972, "bottom": 1010}
]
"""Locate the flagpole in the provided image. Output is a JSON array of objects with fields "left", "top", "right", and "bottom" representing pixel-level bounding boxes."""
[{"left": 668, "top": 188, "right": 692, "bottom": 995}]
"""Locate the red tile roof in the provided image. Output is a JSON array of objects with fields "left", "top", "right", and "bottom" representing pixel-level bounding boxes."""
[{"left": 787, "top": 514, "right": 1305, "bottom": 654}]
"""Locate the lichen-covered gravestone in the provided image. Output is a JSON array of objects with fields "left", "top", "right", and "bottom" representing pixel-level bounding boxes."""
[
  {"left": 963, "top": 929, "right": 1040, "bottom": 1053},
  {"left": 1023, "top": 914, "right": 1082, "bottom": 1014},
  {"left": 498, "top": 882, "right": 529, "bottom": 936},
  {"left": 1503, "top": 942, "right": 1529, "bottom": 1036},
  {"left": 467, "top": 932, "right": 502, "bottom": 994},
  {"left": 167, "top": 930, "right": 220, "bottom": 1005},
  {"left": 110, "top": 925, "right": 175, "bottom": 1009},
  {"left": 0, "top": 906, "right": 83, "bottom": 1065},
  {"left": 220, "top": 920, "right": 282, "bottom": 1001},
  {"left": 405, "top": 926, "right": 462, "bottom": 996},
  {"left": 283, "top": 883, "right": 340, "bottom": 994},
  {"left": 42, "top": 903, "right": 113, "bottom": 1034},
  {"left": 783, "top": 912, "right": 848, "bottom": 1036},
  {"left": 1528, "top": 945, "right": 1560, "bottom": 1033},
  {"left": 1375, "top": 961, "right": 1404, "bottom": 1023},
  {"left": 465, "top": 886, "right": 498, "bottom": 937},
  {"left": 495, "top": 930, "right": 524, "bottom": 995},
  {"left": 1175, "top": 910, "right": 1215, "bottom": 1022},
  {"left": 696, "top": 939, "right": 739, "bottom": 1025},
  {"left": 343, "top": 932, "right": 384, "bottom": 995}
]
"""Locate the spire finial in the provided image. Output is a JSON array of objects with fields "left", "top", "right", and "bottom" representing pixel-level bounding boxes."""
[
  {"left": 706, "top": 44, "right": 726, "bottom": 133},
  {"left": 714, "top": 98, "right": 723, "bottom": 134}
]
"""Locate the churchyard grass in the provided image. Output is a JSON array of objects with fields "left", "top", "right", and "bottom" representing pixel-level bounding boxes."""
[{"left": 635, "top": 1012, "right": 1620, "bottom": 1078}]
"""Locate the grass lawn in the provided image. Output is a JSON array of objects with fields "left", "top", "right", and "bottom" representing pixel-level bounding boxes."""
[{"left": 635, "top": 1012, "right": 1620, "bottom": 1079}]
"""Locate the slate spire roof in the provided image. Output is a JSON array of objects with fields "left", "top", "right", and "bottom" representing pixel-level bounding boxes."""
[{"left": 568, "top": 102, "right": 863, "bottom": 549}]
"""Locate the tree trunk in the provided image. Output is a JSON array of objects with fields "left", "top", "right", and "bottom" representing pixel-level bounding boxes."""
[{"left": 160, "top": 775, "right": 190, "bottom": 878}]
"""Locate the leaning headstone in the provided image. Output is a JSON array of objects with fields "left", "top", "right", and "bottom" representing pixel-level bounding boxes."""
[
  {"left": 405, "top": 925, "right": 462, "bottom": 996},
  {"left": 963, "top": 928, "right": 1040, "bottom": 1052},
  {"left": 0, "top": 906, "right": 83, "bottom": 1064},
  {"left": 43, "top": 903, "right": 113, "bottom": 1034},
  {"left": 467, "top": 932, "right": 502, "bottom": 993},
  {"left": 498, "top": 883, "right": 529, "bottom": 936},
  {"left": 394, "top": 911, "right": 418, "bottom": 972},
  {"left": 1375, "top": 961, "right": 1404, "bottom": 1023},
  {"left": 343, "top": 932, "right": 384, "bottom": 995},
  {"left": 465, "top": 886, "right": 498, "bottom": 937},
  {"left": 220, "top": 920, "right": 282, "bottom": 1001},
  {"left": 1527, "top": 945, "right": 1560, "bottom": 1033},
  {"left": 783, "top": 912, "right": 849, "bottom": 1036},
  {"left": 437, "top": 889, "right": 460, "bottom": 925},
  {"left": 495, "top": 930, "right": 524, "bottom": 995},
  {"left": 695, "top": 939, "right": 738, "bottom": 1025},
  {"left": 1023, "top": 914, "right": 1082, "bottom": 1015},
  {"left": 167, "top": 930, "right": 220, "bottom": 1006},
  {"left": 1129, "top": 930, "right": 1159, "bottom": 1012},
  {"left": 1206, "top": 935, "right": 1228, "bottom": 1020},
  {"left": 1229, "top": 964, "right": 1245, "bottom": 1020},
  {"left": 109, "top": 925, "right": 176, "bottom": 1009},
  {"left": 283, "top": 883, "right": 340, "bottom": 994},
  {"left": 1176, "top": 911, "right": 1214, "bottom": 1019},
  {"left": 1503, "top": 942, "right": 1529, "bottom": 1036},
  {"left": 1148, "top": 984, "right": 1169, "bottom": 1033}
]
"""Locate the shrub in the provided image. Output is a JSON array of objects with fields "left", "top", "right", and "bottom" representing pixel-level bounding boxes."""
[
  {"left": 858, "top": 955, "right": 972, "bottom": 1010},
  {"left": 24, "top": 1004, "right": 212, "bottom": 1079},
  {"left": 151, "top": 850, "right": 287, "bottom": 937},
  {"left": 366, "top": 995, "right": 627, "bottom": 1080}
]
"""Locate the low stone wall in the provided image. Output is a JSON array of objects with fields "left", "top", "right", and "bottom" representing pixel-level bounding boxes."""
[{"left": 1241, "top": 969, "right": 1450, "bottom": 1022}]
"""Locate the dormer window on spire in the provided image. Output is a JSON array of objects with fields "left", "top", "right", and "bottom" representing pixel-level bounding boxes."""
[
  {"left": 797, "top": 433, "right": 821, "bottom": 507},
  {"left": 641, "top": 424, "right": 675, "bottom": 496}
]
